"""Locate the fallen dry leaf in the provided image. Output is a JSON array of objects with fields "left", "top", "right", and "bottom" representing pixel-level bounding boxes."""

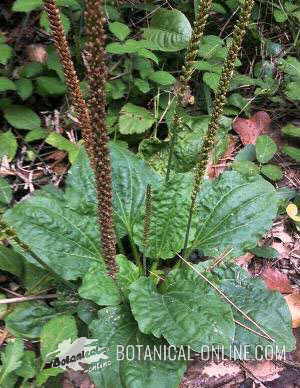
[
  {"left": 233, "top": 111, "right": 271, "bottom": 145},
  {"left": 261, "top": 266, "right": 293, "bottom": 294},
  {"left": 285, "top": 292, "right": 300, "bottom": 328},
  {"left": 235, "top": 252, "right": 254, "bottom": 268},
  {"left": 242, "top": 360, "right": 284, "bottom": 383},
  {"left": 207, "top": 136, "right": 236, "bottom": 179}
]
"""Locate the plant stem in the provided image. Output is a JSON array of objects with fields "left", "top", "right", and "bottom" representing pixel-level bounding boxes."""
[{"left": 183, "top": 0, "right": 255, "bottom": 257}]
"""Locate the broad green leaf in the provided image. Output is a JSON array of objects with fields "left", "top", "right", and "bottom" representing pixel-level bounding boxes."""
[
  {"left": 0, "top": 77, "right": 15, "bottom": 92},
  {"left": 78, "top": 262, "right": 122, "bottom": 306},
  {"left": 12, "top": 0, "right": 42, "bottom": 12},
  {"left": 282, "top": 74, "right": 300, "bottom": 99},
  {"left": 106, "top": 79, "right": 126, "bottom": 100},
  {"left": 0, "top": 339, "right": 24, "bottom": 385},
  {"left": 20, "top": 62, "right": 44, "bottom": 78},
  {"left": 143, "top": 9, "right": 192, "bottom": 52},
  {"left": 40, "top": 315, "right": 77, "bottom": 365},
  {"left": 250, "top": 246, "right": 278, "bottom": 259},
  {"left": 15, "top": 78, "right": 33, "bottom": 100},
  {"left": 134, "top": 78, "right": 150, "bottom": 93},
  {"left": 255, "top": 135, "right": 277, "bottom": 163},
  {"left": 137, "top": 48, "right": 159, "bottom": 64},
  {"left": 0, "top": 246, "right": 24, "bottom": 278},
  {"left": 64, "top": 145, "right": 159, "bottom": 240},
  {"left": 5, "top": 301, "right": 56, "bottom": 339},
  {"left": 36, "top": 368, "right": 62, "bottom": 386},
  {"left": 279, "top": 56, "right": 300, "bottom": 78},
  {"left": 25, "top": 128, "right": 48, "bottom": 142},
  {"left": 282, "top": 123, "right": 300, "bottom": 138},
  {"left": 148, "top": 71, "right": 176, "bottom": 85},
  {"left": 192, "top": 171, "right": 278, "bottom": 257},
  {"left": 231, "top": 160, "right": 260, "bottom": 176},
  {"left": 45, "top": 132, "right": 79, "bottom": 163},
  {"left": 260, "top": 164, "right": 283, "bottom": 181},
  {"left": 119, "top": 103, "right": 155, "bottom": 134},
  {"left": 89, "top": 304, "right": 187, "bottom": 388},
  {"left": 0, "top": 44, "right": 12, "bottom": 65},
  {"left": 203, "top": 72, "right": 220, "bottom": 91},
  {"left": 234, "top": 144, "right": 256, "bottom": 161},
  {"left": 273, "top": 9, "right": 288, "bottom": 22},
  {"left": 4, "top": 185, "right": 104, "bottom": 280},
  {"left": 116, "top": 254, "right": 140, "bottom": 299},
  {"left": 109, "top": 22, "right": 131, "bottom": 41},
  {"left": 36, "top": 76, "right": 66, "bottom": 96},
  {"left": 40, "top": 11, "right": 70, "bottom": 34},
  {"left": 15, "top": 351, "right": 36, "bottom": 379},
  {"left": 193, "top": 60, "right": 222, "bottom": 73},
  {"left": 4, "top": 105, "right": 41, "bottom": 130},
  {"left": 0, "top": 130, "right": 18, "bottom": 161},
  {"left": 214, "top": 264, "right": 295, "bottom": 357},
  {"left": 282, "top": 145, "right": 300, "bottom": 162},
  {"left": 129, "top": 268, "right": 235, "bottom": 351},
  {"left": 0, "top": 177, "right": 12, "bottom": 206},
  {"left": 133, "top": 174, "right": 195, "bottom": 259}
]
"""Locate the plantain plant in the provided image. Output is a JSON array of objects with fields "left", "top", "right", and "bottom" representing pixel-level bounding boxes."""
[{"left": 0, "top": 0, "right": 296, "bottom": 387}]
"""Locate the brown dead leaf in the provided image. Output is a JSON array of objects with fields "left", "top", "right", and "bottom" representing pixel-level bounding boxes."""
[
  {"left": 235, "top": 252, "right": 254, "bottom": 268},
  {"left": 285, "top": 292, "right": 300, "bottom": 328},
  {"left": 233, "top": 111, "right": 271, "bottom": 145},
  {"left": 207, "top": 136, "right": 236, "bottom": 179},
  {"left": 261, "top": 265, "right": 293, "bottom": 294},
  {"left": 242, "top": 360, "right": 284, "bottom": 383}
]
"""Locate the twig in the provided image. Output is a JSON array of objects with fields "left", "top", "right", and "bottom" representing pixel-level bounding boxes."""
[{"left": 0, "top": 294, "right": 57, "bottom": 304}]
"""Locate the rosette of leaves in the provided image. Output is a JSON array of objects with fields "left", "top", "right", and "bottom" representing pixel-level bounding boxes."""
[{"left": 0, "top": 147, "right": 296, "bottom": 387}]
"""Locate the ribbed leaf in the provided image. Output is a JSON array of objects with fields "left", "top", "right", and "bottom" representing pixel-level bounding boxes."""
[
  {"left": 191, "top": 171, "right": 278, "bottom": 257},
  {"left": 0, "top": 339, "right": 24, "bottom": 385},
  {"left": 4, "top": 186, "right": 103, "bottom": 280},
  {"left": 143, "top": 9, "right": 192, "bottom": 52},
  {"left": 133, "top": 174, "right": 195, "bottom": 259},
  {"left": 214, "top": 264, "right": 295, "bottom": 357},
  {"left": 129, "top": 267, "right": 235, "bottom": 351},
  {"left": 89, "top": 304, "right": 186, "bottom": 388}
]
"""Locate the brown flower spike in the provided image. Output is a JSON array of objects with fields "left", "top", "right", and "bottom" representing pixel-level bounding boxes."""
[
  {"left": 43, "top": 0, "right": 93, "bottom": 156},
  {"left": 85, "top": 0, "right": 117, "bottom": 277}
]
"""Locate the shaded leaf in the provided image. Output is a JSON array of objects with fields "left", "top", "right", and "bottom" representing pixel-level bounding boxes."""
[
  {"left": 282, "top": 145, "right": 300, "bottom": 162},
  {"left": 255, "top": 135, "right": 277, "bottom": 163},
  {"left": 143, "top": 9, "right": 192, "bottom": 52},
  {"left": 78, "top": 262, "right": 122, "bottom": 306},
  {"left": 0, "top": 177, "right": 12, "bottom": 206},
  {"left": 4, "top": 105, "right": 41, "bottom": 130},
  {"left": 0, "top": 130, "right": 18, "bottom": 161},
  {"left": 40, "top": 315, "right": 77, "bottom": 365},
  {"left": 118, "top": 103, "right": 155, "bottom": 134},
  {"left": 0, "top": 339, "right": 24, "bottom": 385},
  {"left": 0, "top": 77, "right": 15, "bottom": 92},
  {"left": 261, "top": 164, "right": 283, "bottom": 181},
  {"left": 231, "top": 160, "right": 260, "bottom": 176},
  {"left": 89, "top": 304, "right": 187, "bottom": 388}
]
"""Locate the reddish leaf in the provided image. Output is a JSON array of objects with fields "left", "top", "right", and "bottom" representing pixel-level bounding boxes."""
[
  {"left": 261, "top": 266, "right": 293, "bottom": 294},
  {"left": 284, "top": 293, "right": 300, "bottom": 328},
  {"left": 233, "top": 111, "right": 271, "bottom": 145}
]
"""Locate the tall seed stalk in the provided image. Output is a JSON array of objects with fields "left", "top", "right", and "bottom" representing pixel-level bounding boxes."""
[
  {"left": 43, "top": 0, "right": 117, "bottom": 277},
  {"left": 85, "top": 0, "right": 117, "bottom": 277},
  {"left": 165, "top": 0, "right": 213, "bottom": 182},
  {"left": 183, "top": 0, "right": 255, "bottom": 256},
  {"left": 43, "top": 0, "right": 93, "bottom": 157}
]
